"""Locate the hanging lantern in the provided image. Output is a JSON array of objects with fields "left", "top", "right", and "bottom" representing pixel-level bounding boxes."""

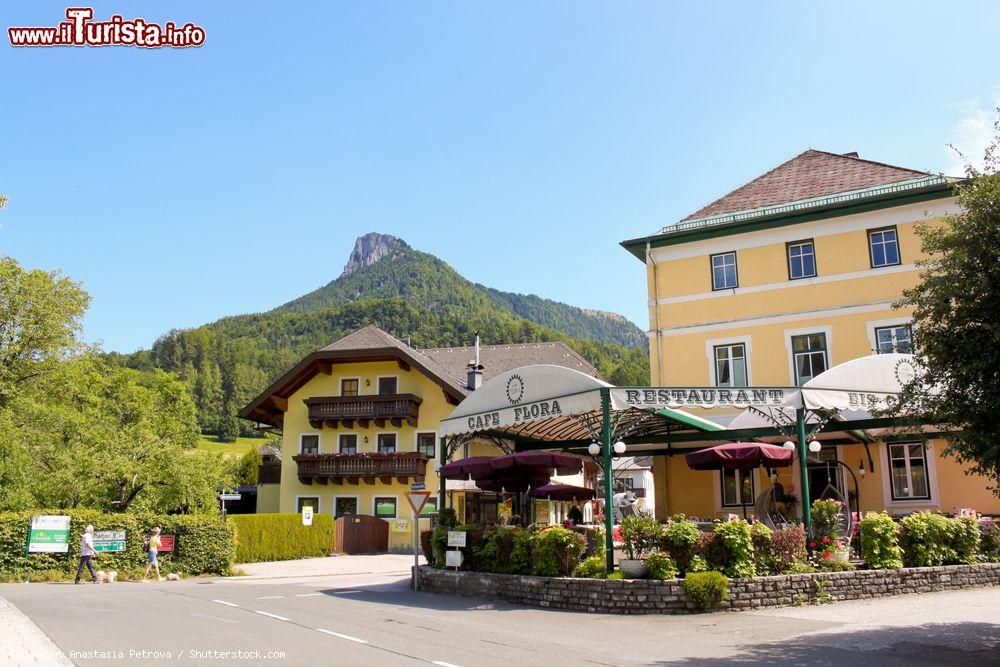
[
  {"left": 808, "top": 440, "right": 821, "bottom": 453},
  {"left": 613, "top": 441, "right": 627, "bottom": 455},
  {"left": 588, "top": 442, "right": 600, "bottom": 456},
  {"left": 782, "top": 441, "right": 795, "bottom": 450}
]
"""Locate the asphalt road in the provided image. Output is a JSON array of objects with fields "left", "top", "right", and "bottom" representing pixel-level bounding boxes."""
[{"left": 2, "top": 573, "right": 999, "bottom": 666}]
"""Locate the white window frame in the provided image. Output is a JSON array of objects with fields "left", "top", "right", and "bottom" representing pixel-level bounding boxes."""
[
  {"left": 713, "top": 343, "right": 749, "bottom": 388},
  {"left": 333, "top": 494, "right": 360, "bottom": 518},
  {"left": 783, "top": 326, "right": 832, "bottom": 386},
  {"left": 787, "top": 239, "right": 817, "bottom": 280},
  {"left": 880, "top": 441, "right": 939, "bottom": 508},
  {"left": 376, "top": 375, "right": 400, "bottom": 396},
  {"left": 295, "top": 495, "right": 320, "bottom": 514},
  {"left": 339, "top": 376, "right": 361, "bottom": 397},
  {"left": 868, "top": 226, "right": 902, "bottom": 268},
  {"left": 866, "top": 317, "right": 915, "bottom": 355},
  {"left": 376, "top": 431, "right": 398, "bottom": 454},
  {"left": 874, "top": 324, "right": 914, "bottom": 355},
  {"left": 713, "top": 468, "right": 757, "bottom": 513},
  {"left": 299, "top": 432, "right": 321, "bottom": 455},
  {"left": 705, "top": 335, "right": 753, "bottom": 387},
  {"left": 337, "top": 432, "right": 360, "bottom": 454},
  {"left": 710, "top": 251, "right": 739, "bottom": 290},
  {"left": 372, "top": 495, "right": 399, "bottom": 519},
  {"left": 414, "top": 432, "right": 436, "bottom": 458}
]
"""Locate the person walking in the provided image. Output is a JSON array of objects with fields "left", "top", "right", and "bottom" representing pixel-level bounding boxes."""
[
  {"left": 142, "top": 527, "right": 164, "bottom": 582},
  {"left": 75, "top": 525, "right": 98, "bottom": 584}
]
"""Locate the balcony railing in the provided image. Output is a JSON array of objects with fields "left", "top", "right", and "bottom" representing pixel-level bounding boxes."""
[
  {"left": 293, "top": 452, "right": 429, "bottom": 485},
  {"left": 304, "top": 394, "right": 422, "bottom": 429},
  {"left": 257, "top": 459, "right": 282, "bottom": 485}
]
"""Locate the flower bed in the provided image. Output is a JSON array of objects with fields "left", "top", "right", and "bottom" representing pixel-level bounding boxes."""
[{"left": 413, "top": 562, "right": 1000, "bottom": 614}]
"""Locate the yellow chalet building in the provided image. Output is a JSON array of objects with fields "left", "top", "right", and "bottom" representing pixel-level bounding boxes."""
[
  {"left": 622, "top": 149, "right": 1000, "bottom": 520},
  {"left": 241, "top": 325, "right": 601, "bottom": 551}
]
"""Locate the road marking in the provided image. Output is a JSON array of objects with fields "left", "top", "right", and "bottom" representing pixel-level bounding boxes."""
[
  {"left": 433, "top": 662, "right": 462, "bottom": 667},
  {"left": 256, "top": 595, "right": 284, "bottom": 599},
  {"left": 333, "top": 590, "right": 362, "bottom": 595},
  {"left": 211, "top": 599, "right": 239, "bottom": 608},
  {"left": 255, "top": 611, "right": 290, "bottom": 621},
  {"left": 295, "top": 593, "right": 323, "bottom": 597},
  {"left": 316, "top": 629, "right": 368, "bottom": 644},
  {"left": 190, "top": 613, "right": 238, "bottom": 624}
]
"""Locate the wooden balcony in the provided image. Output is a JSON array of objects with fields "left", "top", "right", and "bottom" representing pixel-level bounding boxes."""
[
  {"left": 304, "top": 394, "right": 422, "bottom": 429},
  {"left": 293, "top": 452, "right": 429, "bottom": 485},
  {"left": 257, "top": 457, "right": 282, "bottom": 485}
]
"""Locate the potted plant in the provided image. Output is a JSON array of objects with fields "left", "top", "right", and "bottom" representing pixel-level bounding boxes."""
[{"left": 619, "top": 515, "right": 661, "bottom": 578}]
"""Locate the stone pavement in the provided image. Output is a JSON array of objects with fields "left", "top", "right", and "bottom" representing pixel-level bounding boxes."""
[
  {"left": 0, "top": 595, "right": 73, "bottom": 666},
  {"left": 235, "top": 553, "right": 426, "bottom": 579}
]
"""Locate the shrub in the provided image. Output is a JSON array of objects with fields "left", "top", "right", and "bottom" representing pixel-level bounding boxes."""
[
  {"left": 645, "top": 551, "right": 678, "bottom": 580},
  {"left": 620, "top": 515, "right": 661, "bottom": 560},
  {"left": 816, "top": 559, "right": 855, "bottom": 572},
  {"left": 660, "top": 517, "right": 703, "bottom": 574},
  {"left": 531, "top": 526, "right": 585, "bottom": 577},
  {"left": 687, "top": 555, "right": 708, "bottom": 573},
  {"left": 900, "top": 512, "right": 956, "bottom": 567},
  {"left": 683, "top": 571, "right": 729, "bottom": 610},
  {"left": 980, "top": 519, "right": 1000, "bottom": 562},
  {"left": 810, "top": 499, "right": 844, "bottom": 543},
  {"left": 770, "top": 525, "right": 808, "bottom": 573},
  {"left": 786, "top": 561, "right": 815, "bottom": 574},
  {"left": 750, "top": 523, "right": 775, "bottom": 575},
  {"left": 437, "top": 508, "right": 458, "bottom": 528},
  {"left": 858, "top": 512, "right": 903, "bottom": 569},
  {"left": 607, "top": 571, "right": 623, "bottom": 580},
  {"left": 420, "top": 530, "right": 434, "bottom": 564},
  {"left": 509, "top": 529, "right": 534, "bottom": 574},
  {"left": 709, "top": 520, "right": 755, "bottom": 578},
  {"left": 0, "top": 510, "right": 234, "bottom": 580},
  {"left": 572, "top": 555, "right": 607, "bottom": 578},
  {"left": 572, "top": 525, "right": 605, "bottom": 559},
  {"left": 430, "top": 525, "right": 449, "bottom": 567},
  {"left": 950, "top": 516, "right": 980, "bottom": 565},
  {"left": 230, "top": 514, "right": 333, "bottom": 564},
  {"left": 476, "top": 526, "right": 515, "bottom": 573},
  {"left": 455, "top": 524, "right": 484, "bottom": 571}
]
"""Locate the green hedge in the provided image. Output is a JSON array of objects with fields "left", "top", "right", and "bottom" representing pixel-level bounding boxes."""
[
  {"left": 0, "top": 510, "right": 234, "bottom": 581},
  {"left": 229, "top": 513, "right": 335, "bottom": 563}
]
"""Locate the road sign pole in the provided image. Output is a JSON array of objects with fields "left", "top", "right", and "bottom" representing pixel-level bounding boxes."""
[{"left": 412, "top": 511, "right": 419, "bottom": 589}]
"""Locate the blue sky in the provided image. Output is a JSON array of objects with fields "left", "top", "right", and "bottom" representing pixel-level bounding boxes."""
[{"left": 2, "top": 1, "right": 998, "bottom": 352}]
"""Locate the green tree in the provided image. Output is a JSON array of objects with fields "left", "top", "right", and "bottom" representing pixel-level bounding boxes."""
[
  {"left": 896, "top": 116, "right": 1000, "bottom": 489},
  {"left": 0, "top": 256, "right": 89, "bottom": 407}
]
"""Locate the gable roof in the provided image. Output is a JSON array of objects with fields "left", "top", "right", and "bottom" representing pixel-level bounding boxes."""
[
  {"left": 239, "top": 325, "right": 602, "bottom": 427},
  {"left": 683, "top": 150, "right": 931, "bottom": 221}
]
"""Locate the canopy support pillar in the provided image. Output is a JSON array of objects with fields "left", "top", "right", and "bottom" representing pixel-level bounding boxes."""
[
  {"left": 601, "top": 387, "right": 614, "bottom": 573},
  {"left": 796, "top": 408, "right": 812, "bottom": 535},
  {"left": 438, "top": 436, "right": 447, "bottom": 517}
]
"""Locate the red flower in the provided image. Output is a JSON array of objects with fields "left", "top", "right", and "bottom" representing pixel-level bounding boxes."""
[
  {"left": 822, "top": 537, "right": 831, "bottom": 544},
  {"left": 822, "top": 551, "right": 831, "bottom": 558},
  {"left": 809, "top": 541, "right": 817, "bottom": 548}
]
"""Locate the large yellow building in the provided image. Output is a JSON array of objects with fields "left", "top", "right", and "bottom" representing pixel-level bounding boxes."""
[
  {"left": 241, "top": 325, "right": 600, "bottom": 550},
  {"left": 622, "top": 149, "right": 1000, "bottom": 520}
]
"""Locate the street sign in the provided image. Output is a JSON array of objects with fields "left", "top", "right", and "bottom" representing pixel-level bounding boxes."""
[
  {"left": 302, "top": 506, "right": 314, "bottom": 526},
  {"left": 447, "top": 531, "right": 466, "bottom": 548},
  {"left": 410, "top": 482, "right": 426, "bottom": 491},
  {"left": 219, "top": 493, "right": 241, "bottom": 501},
  {"left": 28, "top": 515, "right": 70, "bottom": 554},
  {"left": 159, "top": 535, "right": 176, "bottom": 553},
  {"left": 93, "top": 530, "right": 126, "bottom": 552},
  {"left": 445, "top": 550, "right": 463, "bottom": 568},
  {"left": 405, "top": 491, "right": 432, "bottom": 516}
]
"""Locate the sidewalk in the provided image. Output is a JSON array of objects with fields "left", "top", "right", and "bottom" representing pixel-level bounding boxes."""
[
  {"left": 234, "top": 553, "right": 426, "bottom": 579},
  {"left": 0, "top": 595, "right": 73, "bottom": 666}
]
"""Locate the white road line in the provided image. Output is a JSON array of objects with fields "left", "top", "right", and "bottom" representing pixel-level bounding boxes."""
[
  {"left": 295, "top": 593, "right": 323, "bottom": 597},
  {"left": 333, "top": 590, "right": 362, "bottom": 595},
  {"left": 211, "top": 600, "right": 239, "bottom": 608},
  {"left": 316, "top": 629, "right": 368, "bottom": 644},
  {"left": 255, "top": 611, "right": 290, "bottom": 621},
  {"left": 256, "top": 595, "right": 284, "bottom": 599},
  {"left": 433, "top": 661, "right": 462, "bottom": 667}
]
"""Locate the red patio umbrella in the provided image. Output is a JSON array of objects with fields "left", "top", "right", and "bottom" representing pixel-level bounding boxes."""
[
  {"left": 530, "top": 483, "right": 596, "bottom": 502},
  {"left": 685, "top": 442, "right": 793, "bottom": 518}
]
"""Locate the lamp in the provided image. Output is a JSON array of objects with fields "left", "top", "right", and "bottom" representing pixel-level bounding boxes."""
[
  {"left": 613, "top": 441, "right": 627, "bottom": 455},
  {"left": 433, "top": 462, "right": 441, "bottom": 472},
  {"left": 808, "top": 440, "right": 821, "bottom": 453},
  {"left": 858, "top": 459, "right": 866, "bottom": 478},
  {"left": 588, "top": 442, "right": 600, "bottom": 456},
  {"left": 782, "top": 441, "right": 795, "bottom": 450}
]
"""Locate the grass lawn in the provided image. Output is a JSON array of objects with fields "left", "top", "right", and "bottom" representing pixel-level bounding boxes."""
[{"left": 197, "top": 435, "right": 269, "bottom": 458}]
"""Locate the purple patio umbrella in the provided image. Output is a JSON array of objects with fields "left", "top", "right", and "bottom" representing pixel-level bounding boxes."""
[
  {"left": 530, "top": 483, "right": 596, "bottom": 502},
  {"left": 685, "top": 442, "right": 793, "bottom": 518}
]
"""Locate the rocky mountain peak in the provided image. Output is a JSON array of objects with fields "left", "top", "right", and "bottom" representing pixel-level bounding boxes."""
[{"left": 340, "top": 233, "right": 410, "bottom": 278}]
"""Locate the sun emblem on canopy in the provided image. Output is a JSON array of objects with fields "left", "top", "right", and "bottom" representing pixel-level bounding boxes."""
[{"left": 506, "top": 374, "right": 525, "bottom": 405}]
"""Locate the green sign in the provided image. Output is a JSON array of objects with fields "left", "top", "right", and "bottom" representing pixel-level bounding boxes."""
[
  {"left": 28, "top": 515, "right": 71, "bottom": 553},
  {"left": 93, "top": 530, "right": 126, "bottom": 553}
]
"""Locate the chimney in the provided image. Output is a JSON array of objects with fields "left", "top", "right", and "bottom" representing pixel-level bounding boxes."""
[
  {"left": 466, "top": 331, "right": 484, "bottom": 390},
  {"left": 842, "top": 151, "right": 859, "bottom": 158}
]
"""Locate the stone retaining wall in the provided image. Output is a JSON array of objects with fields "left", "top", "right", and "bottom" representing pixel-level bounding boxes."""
[{"left": 412, "top": 563, "right": 1000, "bottom": 614}]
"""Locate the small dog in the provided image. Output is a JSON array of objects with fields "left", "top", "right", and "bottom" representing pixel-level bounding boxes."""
[
  {"left": 166, "top": 573, "right": 180, "bottom": 581},
  {"left": 95, "top": 571, "right": 117, "bottom": 583}
]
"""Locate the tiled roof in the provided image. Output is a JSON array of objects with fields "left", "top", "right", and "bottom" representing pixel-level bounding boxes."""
[{"left": 682, "top": 150, "right": 931, "bottom": 221}]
